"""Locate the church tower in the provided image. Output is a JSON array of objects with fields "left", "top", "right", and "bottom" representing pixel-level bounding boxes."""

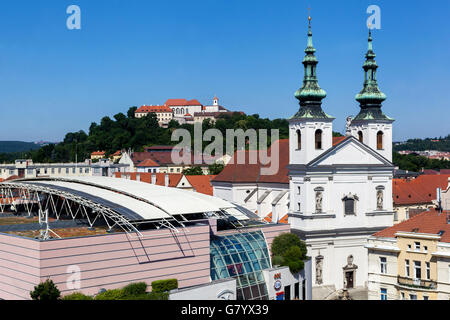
[
  {"left": 289, "top": 15, "right": 334, "bottom": 165},
  {"left": 349, "top": 28, "right": 394, "bottom": 162}
]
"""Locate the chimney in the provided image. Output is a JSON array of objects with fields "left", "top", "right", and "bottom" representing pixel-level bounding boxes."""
[
  {"left": 165, "top": 173, "right": 169, "bottom": 187},
  {"left": 151, "top": 173, "right": 156, "bottom": 185}
]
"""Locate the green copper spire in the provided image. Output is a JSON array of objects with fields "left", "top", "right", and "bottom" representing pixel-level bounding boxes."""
[
  {"left": 292, "top": 15, "right": 333, "bottom": 120},
  {"left": 354, "top": 28, "right": 393, "bottom": 121}
]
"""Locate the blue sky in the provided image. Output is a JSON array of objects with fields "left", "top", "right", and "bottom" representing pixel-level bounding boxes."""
[{"left": 0, "top": 0, "right": 448, "bottom": 142}]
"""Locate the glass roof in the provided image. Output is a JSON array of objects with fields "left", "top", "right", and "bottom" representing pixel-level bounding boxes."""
[{"left": 210, "top": 231, "right": 271, "bottom": 300}]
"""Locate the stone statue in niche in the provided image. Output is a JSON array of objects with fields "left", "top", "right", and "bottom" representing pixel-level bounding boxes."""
[
  {"left": 315, "top": 191, "right": 323, "bottom": 213},
  {"left": 315, "top": 255, "right": 324, "bottom": 285},
  {"left": 377, "top": 190, "right": 383, "bottom": 210}
]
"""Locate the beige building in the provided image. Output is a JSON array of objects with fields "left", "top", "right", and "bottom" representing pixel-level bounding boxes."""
[
  {"left": 367, "top": 209, "right": 450, "bottom": 300},
  {"left": 134, "top": 105, "right": 173, "bottom": 127}
]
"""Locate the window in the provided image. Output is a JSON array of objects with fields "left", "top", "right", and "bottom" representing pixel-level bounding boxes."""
[
  {"left": 401, "top": 292, "right": 405, "bottom": 300},
  {"left": 296, "top": 129, "right": 301, "bottom": 150},
  {"left": 66, "top": 168, "right": 69, "bottom": 174},
  {"left": 426, "top": 262, "right": 430, "bottom": 280},
  {"left": 380, "top": 288, "right": 387, "bottom": 300},
  {"left": 297, "top": 186, "right": 301, "bottom": 194},
  {"left": 315, "top": 129, "right": 322, "bottom": 149},
  {"left": 380, "top": 257, "right": 387, "bottom": 274},
  {"left": 342, "top": 194, "right": 358, "bottom": 215},
  {"left": 358, "top": 131, "right": 363, "bottom": 143},
  {"left": 414, "top": 242, "right": 420, "bottom": 251},
  {"left": 405, "top": 260, "right": 410, "bottom": 277},
  {"left": 377, "top": 131, "right": 383, "bottom": 150},
  {"left": 297, "top": 202, "right": 301, "bottom": 211},
  {"left": 408, "top": 244, "right": 412, "bottom": 250},
  {"left": 409, "top": 294, "right": 417, "bottom": 300},
  {"left": 423, "top": 295, "right": 429, "bottom": 300},
  {"left": 414, "top": 261, "right": 421, "bottom": 279},
  {"left": 424, "top": 246, "right": 428, "bottom": 253}
]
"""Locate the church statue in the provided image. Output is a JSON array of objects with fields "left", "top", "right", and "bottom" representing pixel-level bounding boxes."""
[
  {"left": 345, "top": 116, "right": 353, "bottom": 136},
  {"left": 315, "top": 256, "right": 323, "bottom": 285},
  {"left": 315, "top": 191, "right": 323, "bottom": 213},
  {"left": 376, "top": 190, "right": 383, "bottom": 210}
]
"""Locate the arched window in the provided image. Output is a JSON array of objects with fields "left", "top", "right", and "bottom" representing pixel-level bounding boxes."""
[
  {"left": 358, "top": 131, "right": 363, "bottom": 143},
  {"left": 315, "top": 129, "right": 322, "bottom": 150},
  {"left": 377, "top": 131, "right": 383, "bottom": 150},
  {"left": 296, "top": 129, "right": 301, "bottom": 149},
  {"left": 180, "top": 108, "right": 185, "bottom": 115}
]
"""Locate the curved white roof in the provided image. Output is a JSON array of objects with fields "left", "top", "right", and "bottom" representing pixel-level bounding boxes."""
[{"left": 7, "top": 176, "right": 246, "bottom": 222}]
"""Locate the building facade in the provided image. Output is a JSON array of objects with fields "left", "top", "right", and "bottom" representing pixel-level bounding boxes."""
[
  {"left": 287, "top": 19, "right": 395, "bottom": 298},
  {"left": 367, "top": 209, "right": 450, "bottom": 300}
]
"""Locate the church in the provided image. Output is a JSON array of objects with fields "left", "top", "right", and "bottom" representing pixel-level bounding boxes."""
[{"left": 212, "top": 16, "right": 395, "bottom": 298}]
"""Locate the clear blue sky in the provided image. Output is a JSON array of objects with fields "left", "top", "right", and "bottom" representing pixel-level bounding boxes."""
[{"left": 0, "top": 0, "right": 448, "bottom": 142}]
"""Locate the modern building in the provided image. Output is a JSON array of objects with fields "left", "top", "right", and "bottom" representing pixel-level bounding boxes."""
[
  {"left": 366, "top": 208, "right": 450, "bottom": 300},
  {"left": 0, "top": 177, "right": 311, "bottom": 300},
  {"left": 0, "top": 159, "right": 129, "bottom": 180}
]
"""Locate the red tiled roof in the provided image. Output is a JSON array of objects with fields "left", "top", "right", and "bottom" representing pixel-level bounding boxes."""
[
  {"left": 373, "top": 208, "right": 450, "bottom": 243},
  {"left": 164, "top": 99, "right": 202, "bottom": 106},
  {"left": 112, "top": 150, "right": 121, "bottom": 157},
  {"left": 91, "top": 151, "right": 105, "bottom": 156},
  {"left": 422, "top": 169, "right": 439, "bottom": 175},
  {"left": 333, "top": 136, "right": 348, "bottom": 146},
  {"left": 213, "top": 139, "right": 290, "bottom": 184},
  {"left": 136, "top": 159, "right": 160, "bottom": 167},
  {"left": 263, "top": 212, "right": 272, "bottom": 223},
  {"left": 136, "top": 105, "right": 172, "bottom": 113},
  {"left": 393, "top": 174, "right": 450, "bottom": 205},
  {"left": 185, "top": 175, "right": 216, "bottom": 195},
  {"left": 5, "top": 175, "right": 20, "bottom": 181},
  {"left": 279, "top": 214, "right": 289, "bottom": 224}
]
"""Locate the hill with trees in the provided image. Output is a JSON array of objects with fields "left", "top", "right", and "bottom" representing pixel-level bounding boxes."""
[
  {"left": 0, "top": 141, "right": 41, "bottom": 153},
  {"left": 394, "top": 135, "right": 450, "bottom": 152}
]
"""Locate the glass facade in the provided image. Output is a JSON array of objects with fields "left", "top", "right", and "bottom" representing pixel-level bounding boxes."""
[{"left": 210, "top": 231, "right": 270, "bottom": 300}]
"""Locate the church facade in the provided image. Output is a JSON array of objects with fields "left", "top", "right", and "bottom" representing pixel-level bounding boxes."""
[{"left": 212, "top": 17, "right": 395, "bottom": 299}]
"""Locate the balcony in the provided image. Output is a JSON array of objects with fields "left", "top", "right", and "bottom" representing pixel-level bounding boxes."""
[{"left": 397, "top": 276, "right": 437, "bottom": 290}]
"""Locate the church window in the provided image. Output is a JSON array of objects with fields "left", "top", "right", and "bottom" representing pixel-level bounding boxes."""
[
  {"left": 377, "top": 131, "right": 383, "bottom": 150},
  {"left": 315, "top": 129, "right": 322, "bottom": 150},
  {"left": 342, "top": 194, "right": 359, "bottom": 215},
  {"left": 358, "top": 131, "right": 363, "bottom": 143},
  {"left": 296, "top": 130, "right": 301, "bottom": 149}
]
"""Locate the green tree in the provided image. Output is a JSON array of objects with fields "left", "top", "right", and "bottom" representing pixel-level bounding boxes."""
[
  {"left": 208, "top": 163, "right": 224, "bottom": 175},
  {"left": 30, "top": 279, "right": 61, "bottom": 300},
  {"left": 183, "top": 166, "right": 204, "bottom": 175},
  {"left": 271, "top": 233, "right": 308, "bottom": 274}
]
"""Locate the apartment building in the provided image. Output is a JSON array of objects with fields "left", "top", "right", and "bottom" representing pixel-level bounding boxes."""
[{"left": 367, "top": 208, "right": 450, "bottom": 300}]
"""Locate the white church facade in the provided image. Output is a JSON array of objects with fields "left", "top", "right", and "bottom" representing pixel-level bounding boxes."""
[{"left": 212, "top": 17, "right": 395, "bottom": 299}]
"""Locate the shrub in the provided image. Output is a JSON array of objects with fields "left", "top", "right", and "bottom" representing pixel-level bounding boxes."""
[
  {"left": 62, "top": 292, "right": 93, "bottom": 300},
  {"left": 121, "top": 292, "right": 169, "bottom": 300},
  {"left": 30, "top": 279, "right": 61, "bottom": 300},
  {"left": 94, "top": 288, "right": 125, "bottom": 300},
  {"left": 122, "top": 282, "right": 147, "bottom": 296},
  {"left": 282, "top": 246, "right": 305, "bottom": 274},
  {"left": 151, "top": 279, "right": 178, "bottom": 293},
  {"left": 271, "top": 233, "right": 308, "bottom": 274}
]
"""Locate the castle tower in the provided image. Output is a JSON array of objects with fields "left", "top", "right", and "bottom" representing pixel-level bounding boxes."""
[
  {"left": 289, "top": 15, "right": 334, "bottom": 165},
  {"left": 349, "top": 28, "right": 394, "bottom": 162}
]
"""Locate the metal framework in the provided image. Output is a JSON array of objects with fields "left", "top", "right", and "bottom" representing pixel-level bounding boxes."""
[{"left": 0, "top": 182, "right": 147, "bottom": 237}]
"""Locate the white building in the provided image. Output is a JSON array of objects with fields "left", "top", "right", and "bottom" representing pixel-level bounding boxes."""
[{"left": 213, "top": 19, "right": 395, "bottom": 299}]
